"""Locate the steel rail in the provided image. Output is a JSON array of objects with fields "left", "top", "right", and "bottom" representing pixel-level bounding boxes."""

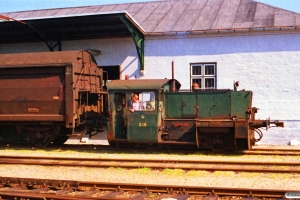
[
  {"left": 0, "top": 191, "right": 103, "bottom": 200},
  {"left": 243, "top": 151, "right": 300, "bottom": 156},
  {"left": 252, "top": 147, "right": 300, "bottom": 152},
  {"left": 2, "top": 143, "right": 300, "bottom": 156},
  {"left": 0, "top": 176, "right": 298, "bottom": 198},
  {"left": 1, "top": 154, "right": 300, "bottom": 165},
  {"left": 0, "top": 155, "right": 299, "bottom": 173},
  {"left": 245, "top": 148, "right": 300, "bottom": 155}
]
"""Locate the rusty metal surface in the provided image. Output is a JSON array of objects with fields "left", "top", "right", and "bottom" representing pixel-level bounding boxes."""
[
  {"left": 0, "top": 176, "right": 298, "bottom": 198},
  {"left": 0, "top": 51, "right": 99, "bottom": 123},
  {"left": 1, "top": 0, "right": 299, "bottom": 36},
  {"left": 0, "top": 50, "right": 96, "bottom": 67},
  {"left": 0, "top": 50, "right": 106, "bottom": 134}
]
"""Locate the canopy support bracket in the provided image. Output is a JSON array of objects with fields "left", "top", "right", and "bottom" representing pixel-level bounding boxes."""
[{"left": 120, "top": 15, "right": 145, "bottom": 76}]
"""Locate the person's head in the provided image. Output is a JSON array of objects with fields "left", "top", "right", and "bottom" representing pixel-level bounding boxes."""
[
  {"left": 192, "top": 82, "right": 199, "bottom": 91},
  {"left": 132, "top": 93, "right": 139, "bottom": 102}
]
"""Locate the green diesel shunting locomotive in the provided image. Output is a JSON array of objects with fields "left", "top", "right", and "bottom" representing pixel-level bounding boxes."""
[{"left": 106, "top": 79, "right": 283, "bottom": 151}]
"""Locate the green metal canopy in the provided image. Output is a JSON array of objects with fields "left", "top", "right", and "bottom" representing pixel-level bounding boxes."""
[{"left": 0, "top": 12, "right": 145, "bottom": 71}]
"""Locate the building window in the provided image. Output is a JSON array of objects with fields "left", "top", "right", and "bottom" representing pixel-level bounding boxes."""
[{"left": 190, "top": 63, "right": 216, "bottom": 90}]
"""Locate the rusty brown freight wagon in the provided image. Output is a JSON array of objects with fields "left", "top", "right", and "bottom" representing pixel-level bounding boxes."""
[{"left": 0, "top": 50, "right": 107, "bottom": 146}]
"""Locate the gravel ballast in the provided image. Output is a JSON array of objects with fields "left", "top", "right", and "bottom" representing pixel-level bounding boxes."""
[{"left": 0, "top": 148, "right": 299, "bottom": 190}]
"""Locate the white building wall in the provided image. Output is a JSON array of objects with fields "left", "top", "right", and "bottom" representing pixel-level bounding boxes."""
[
  {"left": 142, "top": 32, "right": 300, "bottom": 145},
  {"left": 1, "top": 32, "right": 299, "bottom": 145}
]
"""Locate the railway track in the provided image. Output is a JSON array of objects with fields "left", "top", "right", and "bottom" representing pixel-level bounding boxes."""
[
  {"left": 246, "top": 146, "right": 300, "bottom": 155},
  {"left": 0, "top": 155, "right": 299, "bottom": 173},
  {"left": 0, "top": 176, "right": 297, "bottom": 199},
  {"left": 1, "top": 143, "right": 300, "bottom": 156}
]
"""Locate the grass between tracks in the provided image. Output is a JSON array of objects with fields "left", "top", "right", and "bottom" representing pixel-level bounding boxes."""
[
  {"left": 1, "top": 147, "right": 300, "bottom": 163},
  {"left": 104, "top": 166, "right": 299, "bottom": 181}
]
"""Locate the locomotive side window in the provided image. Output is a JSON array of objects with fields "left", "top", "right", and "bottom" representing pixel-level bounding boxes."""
[
  {"left": 140, "top": 92, "right": 155, "bottom": 111},
  {"left": 190, "top": 63, "right": 216, "bottom": 90},
  {"left": 129, "top": 92, "right": 155, "bottom": 112}
]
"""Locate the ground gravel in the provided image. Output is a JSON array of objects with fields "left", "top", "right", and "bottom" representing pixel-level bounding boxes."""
[{"left": 0, "top": 147, "right": 299, "bottom": 191}]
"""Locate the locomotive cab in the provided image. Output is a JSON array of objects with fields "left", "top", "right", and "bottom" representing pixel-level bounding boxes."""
[
  {"left": 111, "top": 91, "right": 157, "bottom": 142},
  {"left": 106, "top": 79, "right": 180, "bottom": 146}
]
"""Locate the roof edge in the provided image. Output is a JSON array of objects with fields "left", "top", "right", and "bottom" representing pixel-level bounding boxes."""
[
  {"left": 0, "top": 11, "right": 145, "bottom": 34},
  {"left": 145, "top": 26, "right": 300, "bottom": 36}
]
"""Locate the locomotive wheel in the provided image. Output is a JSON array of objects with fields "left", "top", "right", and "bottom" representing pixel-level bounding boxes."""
[
  {"left": 198, "top": 132, "right": 234, "bottom": 152},
  {"left": 108, "top": 141, "right": 115, "bottom": 146}
]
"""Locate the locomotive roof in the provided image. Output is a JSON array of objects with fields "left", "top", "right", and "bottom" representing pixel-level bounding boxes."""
[
  {"left": 0, "top": 50, "right": 97, "bottom": 68},
  {"left": 106, "top": 79, "right": 181, "bottom": 91}
]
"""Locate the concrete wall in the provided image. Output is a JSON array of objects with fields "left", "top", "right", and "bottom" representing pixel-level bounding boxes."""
[{"left": 1, "top": 31, "right": 299, "bottom": 145}]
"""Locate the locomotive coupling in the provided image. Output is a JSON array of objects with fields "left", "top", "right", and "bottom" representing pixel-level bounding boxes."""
[
  {"left": 273, "top": 120, "right": 284, "bottom": 128},
  {"left": 250, "top": 119, "right": 284, "bottom": 129}
]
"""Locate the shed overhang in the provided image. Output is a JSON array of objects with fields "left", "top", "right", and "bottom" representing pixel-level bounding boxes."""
[
  {"left": 0, "top": 11, "right": 144, "bottom": 44},
  {"left": 0, "top": 11, "right": 145, "bottom": 72}
]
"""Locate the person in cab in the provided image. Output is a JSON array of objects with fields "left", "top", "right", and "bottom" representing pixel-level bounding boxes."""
[{"left": 128, "top": 93, "right": 142, "bottom": 112}]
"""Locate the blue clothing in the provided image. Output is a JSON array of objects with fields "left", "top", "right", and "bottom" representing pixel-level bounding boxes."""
[{"left": 129, "top": 100, "right": 142, "bottom": 111}]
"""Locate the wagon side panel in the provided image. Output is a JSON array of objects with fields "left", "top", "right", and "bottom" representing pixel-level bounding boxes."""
[{"left": 0, "top": 67, "right": 66, "bottom": 122}]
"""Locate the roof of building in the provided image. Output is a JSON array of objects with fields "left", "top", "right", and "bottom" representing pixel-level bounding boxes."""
[{"left": 1, "top": 0, "right": 300, "bottom": 34}]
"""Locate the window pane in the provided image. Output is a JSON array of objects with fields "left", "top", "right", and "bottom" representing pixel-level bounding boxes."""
[
  {"left": 205, "top": 78, "right": 214, "bottom": 88},
  {"left": 192, "top": 65, "right": 201, "bottom": 75},
  {"left": 192, "top": 78, "right": 202, "bottom": 88},
  {"left": 141, "top": 92, "right": 155, "bottom": 111},
  {"left": 190, "top": 63, "right": 216, "bottom": 90},
  {"left": 205, "top": 65, "right": 215, "bottom": 75}
]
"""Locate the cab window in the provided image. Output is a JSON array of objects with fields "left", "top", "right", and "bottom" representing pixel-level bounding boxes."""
[
  {"left": 139, "top": 92, "right": 155, "bottom": 111},
  {"left": 128, "top": 92, "right": 155, "bottom": 112}
]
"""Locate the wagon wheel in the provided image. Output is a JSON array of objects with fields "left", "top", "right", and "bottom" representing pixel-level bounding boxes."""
[
  {"left": 31, "top": 128, "right": 56, "bottom": 147},
  {"left": 212, "top": 144, "right": 226, "bottom": 152},
  {"left": 52, "top": 127, "right": 71, "bottom": 145},
  {"left": 32, "top": 134, "right": 53, "bottom": 147},
  {"left": 52, "top": 136, "right": 69, "bottom": 145}
]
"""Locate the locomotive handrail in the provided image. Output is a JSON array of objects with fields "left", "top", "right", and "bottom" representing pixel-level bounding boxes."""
[{"left": 193, "top": 105, "right": 199, "bottom": 119}]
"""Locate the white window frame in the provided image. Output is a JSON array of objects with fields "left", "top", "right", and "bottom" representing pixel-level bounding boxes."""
[{"left": 190, "top": 63, "right": 216, "bottom": 90}]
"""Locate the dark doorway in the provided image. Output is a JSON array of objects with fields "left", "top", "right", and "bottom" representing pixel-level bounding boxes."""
[
  {"left": 101, "top": 65, "right": 120, "bottom": 81},
  {"left": 100, "top": 65, "right": 120, "bottom": 91}
]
